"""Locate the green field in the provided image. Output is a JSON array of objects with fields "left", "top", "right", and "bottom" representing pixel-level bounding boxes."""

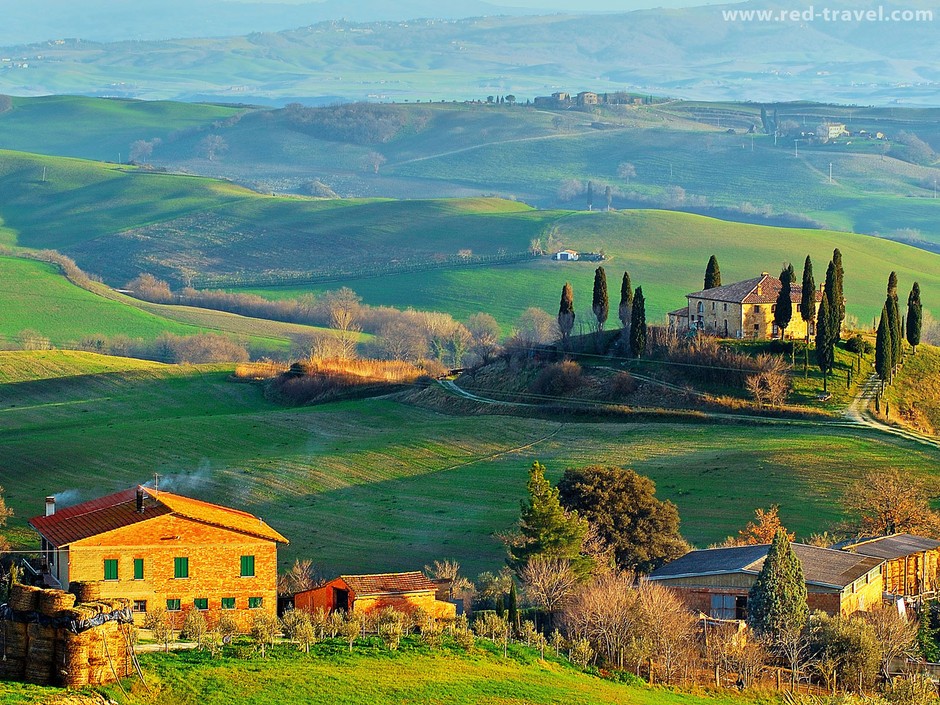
[
  {"left": 0, "top": 255, "right": 357, "bottom": 355},
  {"left": 2, "top": 351, "right": 939, "bottom": 578},
  {"left": 0, "top": 639, "right": 772, "bottom": 705},
  {"left": 242, "top": 209, "right": 940, "bottom": 329}
]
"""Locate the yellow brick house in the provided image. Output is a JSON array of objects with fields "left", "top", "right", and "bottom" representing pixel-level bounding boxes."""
[{"left": 668, "top": 272, "right": 824, "bottom": 340}]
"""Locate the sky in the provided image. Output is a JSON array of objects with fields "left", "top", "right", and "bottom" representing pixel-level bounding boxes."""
[{"left": 220, "top": 0, "right": 737, "bottom": 8}]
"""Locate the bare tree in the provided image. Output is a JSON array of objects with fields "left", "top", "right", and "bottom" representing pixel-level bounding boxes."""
[
  {"left": 324, "top": 288, "right": 362, "bottom": 360},
  {"left": 563, "top": 570, "right": 638, "bottom": 668},
  {"left": 636, "top": 581, "right": 698, "bottom": 685},
  {"left": 844, "top": 469, "right": 940, "bottom": 537},
  {"left": 278, "top": 558, "right": 322, "bottom": 596},
  {"left": 520, "top": 556, "right": 578, "bottom": 617},
  {"left": 865, "top": 609, "right": 918, "bottom": 679},
  {"left": 364, "top": 151, "right": 386, "bottom": 174},
  {"left": 198, "top": 134, "right": 228, "bottom": 161},
  {"left": 466, "top": 313, "right": 502, "bottom": 365},
  {"left": 617, "top": 162, "right": 637, "bottom": 182}
]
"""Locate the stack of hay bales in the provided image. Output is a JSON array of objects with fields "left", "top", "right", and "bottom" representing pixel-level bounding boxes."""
[{"left": 1, "top": 583, "right": 135, "bottom": 688}]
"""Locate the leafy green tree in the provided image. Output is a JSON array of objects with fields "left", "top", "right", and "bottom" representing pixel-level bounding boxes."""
[
  {"left": 815, "top": 295, "right": 834, "bottom": 390},
  {"left": 592, "top": 267, "right": 609, "bottom": 332},
  {"left": 875, "top": 306, "right": 892, "bottom": 385},
  {"left": 618, "top": 271, "right": 633, "bottom": 330},
  {"left": 557, "top": 282, "right": 575, "bottom": 344},
  {"left": 629, "top": 287, "right": 647, "bottom": 358},
  {"left": 557, "top": 465, "right": 688, "bottom": 573},
  {"left": 774, "top": 266, "right": 793, "bottom": 340},
  {"left": 747, "top": 529, "right": 808, "bottom": 639},
  {"left": 907, "top": 282, "right": 923, "bottom": 354},
  {"left": 704, "top": 255, "right": 721, "bottom": 289},
  {"left": 506, "top": 462, "right": 589, "bottom": 573}
]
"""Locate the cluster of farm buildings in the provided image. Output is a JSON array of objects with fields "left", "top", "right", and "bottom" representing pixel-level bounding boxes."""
[{"left": 9, "top": 486, "right": 938, "bottom": 636}]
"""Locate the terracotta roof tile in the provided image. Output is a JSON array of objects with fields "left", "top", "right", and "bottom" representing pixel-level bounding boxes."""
[
  {"left": 687, "top": 274, "right": 823, "bottom": 305},
  {"left": 341, "top": 572, "right": 437, "bottom": 595},
  {"left": 29, "top": 486, "right": 287, "bottom": 546}
]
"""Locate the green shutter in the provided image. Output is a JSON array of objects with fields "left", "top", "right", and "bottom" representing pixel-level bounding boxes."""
[
  {"left": 240, "top": 555, "right": 255, "bottom": 577},
  {"left": 133, "top": 558, "right": 144, "bottom": 580},
  {"left": 221, "top": 597, "right": 236, "bottom": 610},
  {"left": 166, "top": 599, "right": 181, "bottom": 611},
  {"left": 174, "top": 557, "right": 189, "bottom": 579},
  {"left": 194, "top": 598, "right": 208, "bottom": 610},
  {"left": 248, "top": 597, "right": 263, "bottom": 609},
  {"left": 103, "top": 559, "right": 118, "bottom": 581}
]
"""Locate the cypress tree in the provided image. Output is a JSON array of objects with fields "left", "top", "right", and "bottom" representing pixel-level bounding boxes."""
[
  {"left": 887, "top": 272, "right": 902, "bottom": 366},
  {"left": 704, "top": 255, "right": 721, "bottom": 289},
  {"left": 507, "top": 580, "right": 520, "bottom": 633},
  {"left": 618, "top": 271, "right": 633, "bottom": 330},
  {"left": 747, "top": 529, "right": 808, "bottom": 639},
  {"left": 605, "top": 185, "right": 612, "bottom": 212},
  {"left": 557, "top": 282, "right": 575, "bottom": 344},
  {"left": 815, "top": 295, "right": 833, "bottom": 390},
  {"left": 832, "top": 248, "right": 845, "bottom": 341},
  {"left": 774, "top": 266, "right": 793, "bottom": 340},
  {"left": 586, "top": 181, "right": 594, "bottom": 211},
  {"left": 629, "top": 287, "right": 647, "bottom": 359},
  {"left": 875, "top": 306, "right": 891, "bottom": 384},
  {"left": 592, "top": 266, "right": 609, "bottom": 332},
  {"left": 907, "top": 282, "right": 923, "bottom": 354},
  {"left": 824, "top": 259, "right": 839, "bottom": 346},
  {"left": 799, "top": 255, "right": 816, "bottom": 341}
]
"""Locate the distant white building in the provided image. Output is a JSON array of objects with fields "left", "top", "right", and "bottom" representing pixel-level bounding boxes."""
[{"left": 552, "top": 250, "right": 579, "bottom": 261}]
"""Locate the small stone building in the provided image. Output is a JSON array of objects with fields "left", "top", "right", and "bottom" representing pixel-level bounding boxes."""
[
  {"left": 672, "top": 272, "right": 824, "bottom": 339},
  {"left": 552, "top": 249, "right": 579, "bottom": 261},
  {"left": 647, "top": 543, "right": 884, "bottom": 619},
  {"left": 29, "top": 486, "right": 288, "bottom": 629},
  {"left": 294, "top": 572, "right": 457, "bottom": 619},
  {"left": 837, "top": 534, "right": 940, "bottom": 599}
]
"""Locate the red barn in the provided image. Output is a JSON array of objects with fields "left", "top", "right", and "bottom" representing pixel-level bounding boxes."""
[{"left": 294, "top": 572, "right": 456, "bottom": 619}]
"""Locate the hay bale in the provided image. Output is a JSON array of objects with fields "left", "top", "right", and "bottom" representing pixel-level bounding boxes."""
[
  {"left": 2, "top": 621, "right": 28, "bottom": 658},
  {"left": 69, "top": 581, "right": 101, "bottom": 603},
  {"left": 63, "top": 666, "right": 90, "bottom": 688},
  {"left": 8, "top": 584, "right": 41, "bottom": 612},
  {"left": 38, "top": 589, "right": 76, "bottom": 616},
  {"left": 0, "top": 656, "right": 25, "bottom": 680}
]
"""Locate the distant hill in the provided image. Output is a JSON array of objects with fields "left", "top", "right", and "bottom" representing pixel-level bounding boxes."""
[{"left": 0, "top": 1, "right": 938, "bottom": 105}]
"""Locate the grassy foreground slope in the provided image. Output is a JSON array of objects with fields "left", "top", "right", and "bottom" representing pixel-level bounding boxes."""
[
  {"left": 0, "top": 644, "right": 770, "bottom": 705},
  {"left": 2, "top": 351, "right": 938, "bottom": 576},
  {"left": 244, "top": 209, "right": 940, "bottom": 327}
]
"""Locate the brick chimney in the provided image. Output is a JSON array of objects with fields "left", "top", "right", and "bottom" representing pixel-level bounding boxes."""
[
  {"left": 45, "top": 496, "right": 56, "bottom": 516},
  {"left": 136, "top": 486, "right": 145, "bottom": 514}
]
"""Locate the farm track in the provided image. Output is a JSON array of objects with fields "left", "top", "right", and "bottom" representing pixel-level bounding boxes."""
[{"left": 844, "top": 373, "right": 940, "bottom": 449}]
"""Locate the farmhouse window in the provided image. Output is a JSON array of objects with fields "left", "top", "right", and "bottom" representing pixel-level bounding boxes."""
[
  {"left": 133, "top": 558, "right": 144, "bottom": 580},
  {"left": 221, "top": 598, "right": 236, "bottom": 610},
  {"left": 711, "top": 302, "right": 715, "bottom": 310},
  {"left": 754, "top": 305, "right": 761, "bottom": 312},
  {"left": 133, "top": 600, "right": 147, "bottom": 613},
  {"left": 248, "top": 597, "right": 263, "bottom": 609},
  {"left": 240, "top": 555, "right": 256, "bottom": 577},
  {"left": 167, "top": 599, "right": 181, "bottom": 611},
  {"left": 194, "top": 598, "right": 209, "bottom": 611},
  {"left": 723, "top": 303, "right": 728, "bottom": 311},
  {"left": 697, "top": 302, "right": 704, "bottom": 313},
  {"left": 103, "top": 559, "right": 118, "bottom": 581},
  {"left": 174, "top": 557, "right": 189, "bottom": 579}
]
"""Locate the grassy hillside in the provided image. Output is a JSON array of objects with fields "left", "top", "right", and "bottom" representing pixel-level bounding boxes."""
[
  {"left": 242, "top": 209, "right": 940, "bottom": 328},
  {"left": 884, "top": 344, "right": 940, "bottom": 435},
  {"left": 0, "top": 95, "right": 241, "bottom": 162},
  {"left": 0, "top": 255, "right": 358, "bottom": 355},
  {"left": 2, "top": 351, "right": 939, "bottom": 577},
  {"left": 0, "top": 642, "right": 773, "bottom": 705}
]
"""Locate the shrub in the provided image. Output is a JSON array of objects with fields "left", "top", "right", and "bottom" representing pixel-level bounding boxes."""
[
  {"left": 180, "top": 609, "right": 209, "bottom": 649},
  {"left": 569, "top": 638, "right": 595, "bottom": 668},
  {"left": 377, "top": 608, "right": 407, "bottom": 651},
  {"left": 531, "top": 360, "right": 583, "bottom": 396},
  {"left": 845, "top": 334, "right": 874, "bottom": 355}
]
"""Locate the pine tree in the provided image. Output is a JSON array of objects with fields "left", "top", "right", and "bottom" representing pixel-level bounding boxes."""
[
  {"left": 508, "top": 462, "right": 589, "bottom": 572},
  {"left": 815, "top": 295, "right": 833, "bottom": 390},
  {"left": 907, "top": 282, "right": 923, "bottom": 354},
  {"left": 774, "top": 266, "right": 793, "bottom": 340},
  {"left": 629, "top": 287, "right": 647, "bottom": 359},
  {"left": 875, "top": 306, "right": 891, "bottom": 385},
  {"left": 618, "top": 271, "right": 633, "bottom": 330},
  {"left": 747, "top": 529, "right": 808, "bottom": 639},
  {"left": 832, "top": 249, "right": 845, "bottom": 341},
  {"left": 704, "top": 255, "right": 721, "bottom": 289},
  {"left": 592, "top": 267, "right": 609, "bottom": 332},
  {"left": 557, "top": 282, "right": 575, "bottom": 344}
]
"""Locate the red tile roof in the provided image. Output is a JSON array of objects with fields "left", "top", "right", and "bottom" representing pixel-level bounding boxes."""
[
  {"left": 29, "top": 487, "right": 287, "bottom": 546},
  {"left": 687, "top": 274, "right": 824, "bottom": 305},
  {"left": 340, "top": 572, "right": 438, "bottom": 595}
]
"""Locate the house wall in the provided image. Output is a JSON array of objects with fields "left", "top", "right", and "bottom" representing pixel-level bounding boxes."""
[
  {"left": 294, "top": 580, "right": 456, "bottom": 619},
  {"left": 687, "top": 299, "right": 819, "bottom": 340},
  {"left": 687, "top": 299, "right": 744, "bottom": 338},
  {"left": 68, "top": 514, "right": 279, "bottom": 629}
]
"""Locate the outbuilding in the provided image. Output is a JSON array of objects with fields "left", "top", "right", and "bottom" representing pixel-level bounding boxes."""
[{"left": 294, "top": 571, "right": 457, "bottom": 619}]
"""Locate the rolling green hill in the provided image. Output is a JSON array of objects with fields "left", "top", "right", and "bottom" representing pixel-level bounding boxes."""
[{"left": 2, "top": 350, "right": 939, "bottom": 577}]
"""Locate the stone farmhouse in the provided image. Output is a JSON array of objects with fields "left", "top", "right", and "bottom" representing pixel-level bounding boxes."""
[
  {"left": 668, "top": 272, "right": 824, "bottom": 340},
  {"left": 29, "top": 486, "right": 288, "bottom": 627},
  {"left": 648, "top": 543, "right": 884, "bottom": 619},
  {"left": 294, "top": 571, "right": 457, "bottom": 619}
]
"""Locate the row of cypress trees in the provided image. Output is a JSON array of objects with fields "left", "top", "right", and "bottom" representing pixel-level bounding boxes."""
[
  {"left": 557, "top": 267, "right": 648, "bottom": 358},
  {"left": 875, "top": 272, "right": 922, "bottom": 387}
]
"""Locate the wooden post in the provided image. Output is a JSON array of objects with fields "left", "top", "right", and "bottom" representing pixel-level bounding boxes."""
[
  {"left": 648, "top": 657, "right": 654, "bottom": 685},
  {"left": 776, "top": 668, "right": 781, "bottom": 690}
]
